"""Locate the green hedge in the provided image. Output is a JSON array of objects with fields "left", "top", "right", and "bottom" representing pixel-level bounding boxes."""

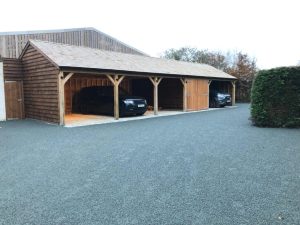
[{"left": 251, "top": 67, "right": 300, "bottom": 127}]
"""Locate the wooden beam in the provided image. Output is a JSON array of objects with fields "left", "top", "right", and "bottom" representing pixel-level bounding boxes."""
[
  {"left": 149, "top": 77, "right": 155, "bottom": 86},
  {"left": 106, "top": 74, "right": 125, "bottom": 119},
  {"left": 149, "top": 77, "right": 162, "bottom": 115},
  {"left": 180, "top": 78, "right": 188, "bottom": 112},
  {"left": 58, "top": 71, "right": 65, "bottom": 125},
  {"left": 117, "top": 75, "right": 125, "bottom": 85},
  {"left": 157, "top": 77, "right": 163, "bottom": 85},
  {"left": 63, "top": 72, "right": 74, "bottom": 85},
  {"left": 231, "top": 81, "right": 236, "bottom": 106},
  {"left": 207, "top": 80, "right": 212, "bottom": 108},
  {"left": 58, "top": 72, "right": 75, "bottom": 125},
  {"left": 106, "top": 74, "right": 115, "bottom": 84},
  {"left": 114, "top": 82, "right": 119, "bottom": 119},
  {"left": 153, "top": 83, "right": 158, "bottom": 115}
]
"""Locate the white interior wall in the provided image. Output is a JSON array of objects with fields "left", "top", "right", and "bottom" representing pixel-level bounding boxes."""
[{"left": 0, "top": 62, "right": 6, "bottom": 121}]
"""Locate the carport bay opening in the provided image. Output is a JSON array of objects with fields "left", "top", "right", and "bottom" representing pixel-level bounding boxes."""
[
  {"left": 209, "top": 80, "right": 236, "bottom": 106},
  {"left": 61, "top": 72, "right": 212, "bottom": 125}
]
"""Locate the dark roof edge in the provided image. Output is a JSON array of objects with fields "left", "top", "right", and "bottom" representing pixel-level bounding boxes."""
[{"left": 59, "top": 66, "right": 237, "bottom": 81}]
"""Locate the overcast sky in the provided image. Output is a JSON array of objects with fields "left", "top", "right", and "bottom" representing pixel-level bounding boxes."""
[{"left": 1, "top": 0, "right": 299, "bottom": 69}]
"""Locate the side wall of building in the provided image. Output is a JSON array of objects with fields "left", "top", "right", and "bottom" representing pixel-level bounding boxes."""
[{"left": 22, "top": 45, "right": 60, "bottom": 123}]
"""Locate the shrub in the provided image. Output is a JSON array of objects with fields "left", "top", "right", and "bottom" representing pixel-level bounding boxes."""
[{"left": 251, "top": 67, "right": 300, "bottom": 127}]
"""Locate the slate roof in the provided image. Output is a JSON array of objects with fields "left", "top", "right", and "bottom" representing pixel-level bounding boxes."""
[{"left": 26, "top": 40, "right": 236, "bottom": 80}]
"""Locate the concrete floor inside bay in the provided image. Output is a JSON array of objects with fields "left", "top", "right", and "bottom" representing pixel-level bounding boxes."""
[{"left": 64, "top": 108, "right": 234, "bottom": 127}]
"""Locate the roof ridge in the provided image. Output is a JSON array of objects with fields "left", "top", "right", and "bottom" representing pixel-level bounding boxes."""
[
  {"left": 29, "top": 39, "right": 151, "bottom": 58},
  {"left": 30, "top": 40, "right": 209, "bottom": 66},
  {"left": 28, "top": 40, "right": 236, "bottom": 79}
]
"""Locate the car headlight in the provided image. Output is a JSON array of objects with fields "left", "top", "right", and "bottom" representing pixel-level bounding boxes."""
[
  {"left": 217, "top": 94, "right": 225, "bottom": 100},
  {"left": 124, "top": 100, "right": 134, "bottom": 104}
]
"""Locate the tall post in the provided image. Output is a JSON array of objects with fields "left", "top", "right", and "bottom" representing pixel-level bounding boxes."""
[
  {"left": 231, "top": 81, "right": 236, "bottom": 106},
  {"left": 180, "top": 78, "right": 188, "bottom": 112},
  {"left": 59, "top": 72, "right": 64, "bottom": 125},
  {"left": 107, "top": 74, "right": 125, "bottom": 120},
  {"left": 114, "top": 81, "right": 119, "bottom": 119},
  {"left": 208, "top": 80, "right": 212, "bottom": 108},
  {"left": 59, "top": 72, "right": 74, "bottom": 125},
  {"left": 153, "top": 82, "right": 158, "bottom": 115},
  {"left": 149, "top": 77, "right": 162, "bottom": 115}
]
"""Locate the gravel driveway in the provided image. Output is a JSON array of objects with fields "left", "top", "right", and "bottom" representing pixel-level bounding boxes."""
[{"left": 0, "top": 104, "right": 299, "bottom": 225}]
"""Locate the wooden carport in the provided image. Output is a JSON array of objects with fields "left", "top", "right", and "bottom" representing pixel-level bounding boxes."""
[
  {"left": 57, "top": 70, "right": 216, "bottom": 125},
  {"left": 17, "top": 40, "right": 237, "bottom": 125},
  {"left": 58, "top": 71, "right": 185, "bottom": 124}
]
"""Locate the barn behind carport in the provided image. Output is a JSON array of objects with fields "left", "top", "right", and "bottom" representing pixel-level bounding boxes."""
[{"left": 3, "top": 40, "right": 236, "bottom": 125}]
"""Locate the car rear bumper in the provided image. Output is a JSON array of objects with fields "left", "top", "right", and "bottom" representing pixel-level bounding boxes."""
[{"left": 121, "top": 105, "right": 147, "bottom": 116}]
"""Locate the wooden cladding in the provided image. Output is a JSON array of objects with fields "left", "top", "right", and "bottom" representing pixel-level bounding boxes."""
[
  {"left": 3, "top": 58, "right": 23, "bottom": 81},
  {"left": 0, "top": 29, "right": 144, "bottom": 59},
  {"left": 64, "top": 76, "right": 131, "bottom": 115},
  {"left": 4, "top": 81, "right": 24, "bottom": 119},
  {"left": 186, "top": 79, "right": 209, "bottom": 111},
  {"left": 22, "top": 45, "right": 60, "bottom": 124}
]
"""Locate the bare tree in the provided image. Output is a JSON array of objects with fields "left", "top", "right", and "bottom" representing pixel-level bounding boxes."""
[
  {"left": 162, "top": 47, "right": 229, "bottom": 71},
  {"left": 162, "top": 48, "right": 257, "bottom": 102}
]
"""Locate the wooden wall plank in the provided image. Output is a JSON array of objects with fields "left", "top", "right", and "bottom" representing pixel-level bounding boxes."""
[
  {"left": 3, "top": 58, "right": 23, "bottom": 81},
  {"left": 186, "top": 79, "right": 209, "bottom": 111},
  {"left": 22, "top": 45, "right": 60, "bottom": 124}
]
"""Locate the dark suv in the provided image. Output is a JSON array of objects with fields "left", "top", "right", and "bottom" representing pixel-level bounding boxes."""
[
  {"left": 209, "top": 91, "right": 231, "bottom": 108},
  {"left": 78, "top": 86, "right": 147, "bottom": 116}
]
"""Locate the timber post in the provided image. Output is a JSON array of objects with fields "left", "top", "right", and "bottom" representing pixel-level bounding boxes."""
[
  {"left": 149, "top": 77, "right": 162, "bottom": 115},
  {"left": 180, "top": 78, "right": 188, "bottom": 112},
  {"left": 59, "top": 71, "right": 74, "bottom": 125},
  {"left": 107, "top": 74, "right": 125, "bottom": 120},
  {"left": 208, "top": 80, "right": 212, "bottom": 108},
  {"left": 231, "top": 81, "right": 236, "bottom": 106}
]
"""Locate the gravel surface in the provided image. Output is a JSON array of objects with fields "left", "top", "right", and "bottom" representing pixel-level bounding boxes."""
[{"left": 0, "top": 104, "right": 299, "bottom": 225}]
